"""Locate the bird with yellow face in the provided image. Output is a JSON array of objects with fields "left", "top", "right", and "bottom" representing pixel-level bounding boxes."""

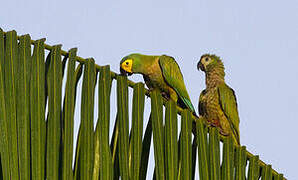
[{"left": 120, "top": 53, "right": 196, "bottom": 113}]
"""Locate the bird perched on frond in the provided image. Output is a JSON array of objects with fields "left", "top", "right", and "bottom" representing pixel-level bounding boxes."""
[
  {"left": 197, "top": 54, "right": 240, "bottom": 145},
  {"left": 120, "top": 53, "right": 196, "bottom": 114}
]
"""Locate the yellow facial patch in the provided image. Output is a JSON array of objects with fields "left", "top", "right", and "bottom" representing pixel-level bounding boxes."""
[{"left": 121, "top": 59, "right": 133, "bottom": 73}]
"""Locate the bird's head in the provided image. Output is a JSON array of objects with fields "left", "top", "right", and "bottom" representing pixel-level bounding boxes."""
[
  {"left": 197, "top": 54, "right": 222, "bottom": 72},
  {"left": 120, "top": 53, "right": 142, "bottom": 76}
]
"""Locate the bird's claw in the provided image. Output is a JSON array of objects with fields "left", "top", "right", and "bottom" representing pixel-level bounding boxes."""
[
  {"left": 161, "top": 92, "right": 170, "bottom": 100},
  {"left": 146, "top": 88, "right": 154, "bottom": 98}
]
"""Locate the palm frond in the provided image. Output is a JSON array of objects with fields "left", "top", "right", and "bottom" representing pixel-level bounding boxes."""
[{"left": 0, "top": 29, "right": 286, "bottom": 180}]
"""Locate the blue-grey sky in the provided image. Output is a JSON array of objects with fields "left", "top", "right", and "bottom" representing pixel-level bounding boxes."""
[{"left": 2, "top": 0, "right": 298, "bottom": 179}]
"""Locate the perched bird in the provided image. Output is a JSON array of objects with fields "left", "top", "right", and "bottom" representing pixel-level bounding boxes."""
[
  {"left": 197, "top": 54, "right": 240, "bottom": 145},
  {"left": 120, "top": 53, "right": 195, "bottom": 113}
]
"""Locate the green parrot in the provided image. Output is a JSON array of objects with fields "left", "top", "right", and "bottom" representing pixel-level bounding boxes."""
[
  {"left": 197, "top": 54, "right": 240, "bottom": 145},
  {"left": 120, "top": 53, "right": 195, "bottom": 113}
]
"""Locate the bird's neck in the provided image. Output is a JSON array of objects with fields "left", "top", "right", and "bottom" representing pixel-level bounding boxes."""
[
  {"left": 135, "top": 55, "right": 159, "bottom": 75},
  {"left": 206, "top": 67, "right": 225, "bottom": 89},
  {"left": 139, "top": 56, "right": 160, "bottom": 76}
]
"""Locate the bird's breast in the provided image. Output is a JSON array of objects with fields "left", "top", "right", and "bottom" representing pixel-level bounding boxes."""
[
  {"left": 146, "top": 73, "right": 168, "bottom": 91},
  {"left": 202, "top": 88, "right": 220, "bottom": 119}
]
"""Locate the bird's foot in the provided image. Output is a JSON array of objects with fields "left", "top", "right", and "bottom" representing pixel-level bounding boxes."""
[
  {"left": 219, "top": 129, "right": 229, "bottom": 136},
  {"left": 161, "top": 92, "right": 170, "bottom": 100},
  {"left": 146, "top": 88, "right": 154, "bottom": 98}
]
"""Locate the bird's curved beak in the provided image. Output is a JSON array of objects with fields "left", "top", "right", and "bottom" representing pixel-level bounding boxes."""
[
  {"left": 197, "top": 61, "right": 205, "bottom": 72},
  {"left": 120, "top": 67, "right": 133, "bottom": 76}
]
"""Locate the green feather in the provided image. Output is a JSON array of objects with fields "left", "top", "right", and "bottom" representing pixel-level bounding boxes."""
[
  {"left": 217, "top": 84, "right": 240, "bottom": 144},
  {"left": 158, "top": 55, "right": 195, "bottom": 113},
  {"left": 199, "top": 54, "right": 240, "bottom": 145},
  {"left": 120, "top": 53, "right": 195, "bottom": 113},
  {"left": 198, "top": 90, "right": 206, "bottom": 117},
  {"left": 121, "top": 53, "right": 157, "bottom": 73}
]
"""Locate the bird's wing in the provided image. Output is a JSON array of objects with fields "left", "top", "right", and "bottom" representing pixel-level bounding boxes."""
[
  {"left": 198, "top": 89, "right": 207, "bottom": 116},
  {"left": 158, "top": 55, "right": 195, "bottom": 112},
  {"left": 217, "top": 84, "right": 240, "bottom": 144}
]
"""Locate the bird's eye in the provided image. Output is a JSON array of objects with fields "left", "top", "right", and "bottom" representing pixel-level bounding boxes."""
[
  {"left": 205, "top": 57, "right": 209, "bottom": 62},
  {"left": 126, "top": 62, "right": 129, "bottom": 65}
]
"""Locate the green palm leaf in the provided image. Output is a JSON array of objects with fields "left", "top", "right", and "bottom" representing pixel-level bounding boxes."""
[
  {"left": 151, "top": 90, "right": 165, "bottom": 180},
  {"left": 130, "top": 83, "right": 145, "bottom": 180},
  {"left": 4, "top": 31, "right": 19, "bottom": 180},
  {"left": 61, "top": 48, "right": 77, "bottom": 180},
  {"left": 93, "top": 65, "right": 113, "bottom": 180},
  {"left": 0, "top": 28, "right": 10, "bottom": 180},
  {"left": 165, "top": 100, "right": 178, "bottom": 180},
  {"left": 46, "top": 45, "right": 62, "bottom": 179},
  {"left": 16, "top": 34, "right": 31, "bottom": 180},
  {"left": 117, "top": 76, "right": 130, "bottom": 180},
  {"left": 30, "top": 38, "right": 46, "bottom": 180},
  {"left": 79, "top": 59, "right": 96, "bottom": 179},
  {"left": 180, "top": 110, "right": 192, "bottom": 180},
  {"left": 0, "top": 29, "right": 287, "bottom": 180}
]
